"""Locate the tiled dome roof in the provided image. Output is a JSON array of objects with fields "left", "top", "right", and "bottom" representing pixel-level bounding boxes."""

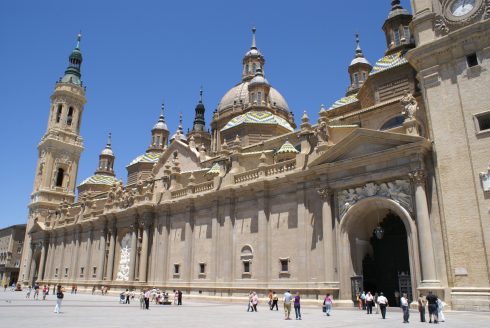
[
  {"left": 276, "top": 140, "right": 299, "bottom": 154},
  {"left": 128, "top": 152, "right": 161, "bottom": 166},
  {"left": 370, "top": 51, "right": 408, "bottom": 76},
  {"left": 220, "top": 110, "right": 294, "bottom": 132},
  {"left": 329, "top": 94, "right": 358, "bottom": 110},
  {"left": 79, "top": 174, "right": 117, "bottom": 186}
]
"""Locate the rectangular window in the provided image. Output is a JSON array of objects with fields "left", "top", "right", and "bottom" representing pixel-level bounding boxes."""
[
  {"left": 199, "top": 263, "right": 206, "bottom": 274},
  {"left": 174, "top": 264, "right": 180, "bottom": 274},
  {"left": 393, "top": 28, "right": 401, "bottom": 47},
  {"left": 92, "top": 267, "right": 97, "bottom": 278},
  {"left": 475, "top": 111, "right": 490, "bottom": 133},
  {"left": 362, "top": 72, "right": 367, "bottom": 81},
  {"left": 56, "top": 105, "right": 62, "bottom": 123},
  {"left": 80, "top": 267, "right": 84, "bottom": 278},
  {"left": 353, "top": 73, "right": 359, "bottom": 84},
  {"left": 156, "top": 136, "right": 161, "bottom": 147},
  {"left": 280, "top": 259, "right": 289, "bottom": 272},
  {"left": 257, "top": 92, "right": 262, "bottom": 104},
  {"left": 466, "top": 53, "right": 478, "bottom": 68},
  {"left": 404, "top": 26, "right": 411, "bottom": 43},
  {"left": 17, "top": 246, "right": 22, "bottom": 254},
  {"left": 67, "top": 107, "right": 74, "bottom": 126},
  {"left": 55, "top": 268, "right": 59, "bottom": 278},
  {"left": 64, "top": 268, "right": 68, "bottom": 278},
  {"left": 243, "top": 261, "right": 250, "bottom": 273}
]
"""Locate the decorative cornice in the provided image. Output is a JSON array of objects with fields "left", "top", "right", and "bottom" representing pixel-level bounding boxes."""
[{"left": 408, "top": 169, "right": 426, "bottom": 185}]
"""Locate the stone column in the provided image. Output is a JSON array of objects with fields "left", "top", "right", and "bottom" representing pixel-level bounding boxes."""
[
  {"left": 106, "top": 225, "right": 116, "bottom": 281},
  {"left": 257, "top": 190, "right": 269, "bottom": 282},
  {"left": 71, "top": 227, "right": 81, "bottom": 281},
  {"left": 38, "top": 241, "right": 48, "bottom": 281},
  {"left": 58, "top": 232, "right": 66, "bottom": 282},
  {"left": 96, "top": 227, "right": 107, "bottom": 281},
  {"left": 47, "top": 234, "right": 56, "bottom": 280},
  {"left": 409, "top": 170, "right": 438, "bottom": 282},
  {"left": 84, "top": 227, "right": 93, "bottom": 281},
  {"left": 24, "top": 242, "right": 34, "bottom": 284},
  {"left": 138, "top": 218, "right": 150, "bottom": 282},
  {"left": 220, "top": 197, "right": 233, "bottom": 282},
  {"left": 184, "top": 205, "right": 194, "bottom": 282},
  {"left": 318, "top": 187, "right": 335, "bottom": 282},
  {"left": 129, "top": 223, "right": 138, "bottom": 281}
]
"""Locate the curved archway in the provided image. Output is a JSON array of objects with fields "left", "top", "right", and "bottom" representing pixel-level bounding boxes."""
[{"left": 337, "top": 197, "right": 420, "bottom": 306}]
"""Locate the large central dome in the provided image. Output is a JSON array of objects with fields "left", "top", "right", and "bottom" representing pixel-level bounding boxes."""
[{"left": 217, "top": 81, "right": 289, "bottom": 114}]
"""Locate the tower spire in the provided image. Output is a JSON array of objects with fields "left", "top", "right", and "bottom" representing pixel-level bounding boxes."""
[
  {"left": 106, "top": 132, "right": 112, "bottom": 148},
  {"left": 251, "top": 26, "right": 257, "bottom": 49},
  {"left": 355, "top": 33, "right": 364, "bottom": 58},
  {"left": 199, "top": 86, "right": 203, "bottom": 103},
  {"left": 61, "top": 32, "right": 83, "bottom": 86}
]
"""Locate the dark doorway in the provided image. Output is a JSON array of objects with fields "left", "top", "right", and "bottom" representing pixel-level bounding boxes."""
[{"left": 362, "top": 211, "right": 411, "bottom": 306}]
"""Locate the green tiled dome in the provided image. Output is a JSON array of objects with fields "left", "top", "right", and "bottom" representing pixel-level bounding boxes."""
[
  {"left": 370, "top": 51, "right": 408, "bottom": 76},
  {"left": 221, "top": 110, "right": 294, "bottom": 132},
  {"left": 276, "top": 140, "right": 299, "bottom": 154},
  {"left": 128, "top": 152, "right": 161, "bottom": 166},
  {"left": 79, "top": 174, "right": 117, "bottom": 186},
  {"left": 329, "top": 94, "right": 358, "bottom": 110}
]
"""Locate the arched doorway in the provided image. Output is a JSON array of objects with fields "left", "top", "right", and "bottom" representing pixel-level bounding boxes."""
[{"left": 338, "top": 197, "right": 419, "bottom": 306}]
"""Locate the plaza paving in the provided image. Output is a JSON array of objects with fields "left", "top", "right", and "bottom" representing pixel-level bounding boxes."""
[{"left": 0, "top": 291, "right": 489, "bottom": 327}]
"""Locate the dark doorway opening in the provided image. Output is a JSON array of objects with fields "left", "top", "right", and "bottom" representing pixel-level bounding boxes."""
[{"left": 362, "top": 211, "right": 411, "bottom": 306}]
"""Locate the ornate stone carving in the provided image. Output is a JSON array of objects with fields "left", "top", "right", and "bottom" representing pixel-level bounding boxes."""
[
  {"left": 479, "top": 165, "right": 490, "bottom": 192},
  {"left": 408, "top": 170, "right": 426, "bottom": 185},
  {"left": 317, "top": 187, "right": 333, "bottom": 200},
  {"left": 337, "top": 180, "right": 413, "bottom": 218},
  {"left": 435, "top": 0, "right": 489, "bottom": 35},
  {"left": 314, "top": 121, "right": 329, "bottom": 145},
  {"left": 400, "top": 92, "right": 418, "bottom": 120},
  {"left": 116, "top": 233, "right": 131, "bottom": 281}
]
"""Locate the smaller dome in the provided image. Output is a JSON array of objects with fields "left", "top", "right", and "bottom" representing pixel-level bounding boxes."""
[
  {"left": 244, "top": 48, "right": 262, "bottom": 58},
  {"left": 153, "top": 120, "right": 168, "bottom": 130},
  {"left": 350, "top": 57, "right": 371, "bottom": 66},
  {"left": 276, "top": 140, "right": 299, "bottom": 155},
  {"left": 249, "top": 70, "right": 269, "bottom": 87},
  {"left": 170, "top": 130, "right": 187, "bottom": 142},
  {"left": 101, "top": 147, "right": 114, "bottom": 156},
  {"left": 128, "top": 152, "right": 161, "bottom": 166},
  {"left": 221, "top": 110, "right": 294, "bottom": 132}
]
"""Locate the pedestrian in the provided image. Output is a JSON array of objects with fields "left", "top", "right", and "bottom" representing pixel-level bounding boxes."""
[
  {"left": 144, "top": 289, "right": 151, "bottom": 310},
  {"left": 46, "top": 284, "right": 50, "bottom": 295},
  {"left": 401, "top": 293, "right": 410, "bottom": 323},
  {"left": 42, "top": 285, "right": 48, "bottom": 300},
  {"left": 74, "top": 285, "right": 77, "bottom": 294},
  {"left": 33, "top": 283, "right": 39, "bottom": 300},
  {"left": 71, "top": 284, "right": 76, "bottom": 294},
  {"left": 293, "top": 292, "right": 301, "bottom": 320},
  {"left": 174, "top": 289, "right": 178, "bottom": 305},
  {"left": 3, "top": 283, "right": 7, "bottom": 292},
  {"left": 374, "top": 292, "right": 379, "bottom": 314},
  {"left": 323, "top": 293, "right": 333, "bottom": 316},
  {"left": 283, "top": 290, "right": 292, "bottom": 320},
  {"left": 361, "top": 291, "right": 366, "bottom": 310},
  {"left": 418, "top": 293, "right": 427, "bottom": 322},
  {"left": 92, "top": 286, "right": 96, "bottom": 295},
  {"left": 365, "top": 291, "right": 373, "bottom": 314},
  {"left": 251, "top": 292, "right": 259, "bottom": 312},
  {"left": 54, "top": 285, "right": 64, "bottom": 314},
  {"left": 426, "top": 291, "right": 438, "bottom": 323},
  {"left": 52, "top": 285, "right": 56, "bottom": 295},
  {"left": 177, "top": 290, "right": 182, "bottom": 305},
  {"left": 139, "top": 291, "right": 145, "bottom": 309},
  {"left": 268, "top": 290, "right": 273, "bottom": 309},
  {"left": 247, "top": 291, "right": 253, "bottom": 312},
  {"left": 271, "top": 291, "right": 279, "bottom": 310},
  {"left": 125, "top": 289, "right": 130, "bottom": 304},
  {"left": 437, "top": 298, "right": 446, "bottom": 322},
  {"left": 25, "top": 286, "right": 31, "bottom": 299},
  {"left": 377, "top": 292, "right": 388, "bottom": 319}
]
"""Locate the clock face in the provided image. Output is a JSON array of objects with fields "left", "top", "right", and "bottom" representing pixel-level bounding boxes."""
[{"left": 451, "top": 0, "right": 477, "bottom": 17}]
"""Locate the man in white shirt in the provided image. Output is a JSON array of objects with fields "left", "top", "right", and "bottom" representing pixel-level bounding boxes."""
[
  {"left": 283, "top": 290, "right": 292, "bottom": 320},
  {"left": 401, "top": 293, "right": 409, "bottom": 323},
  {"left": 377, "top": 292, "right": 389, "bottom": 319}
]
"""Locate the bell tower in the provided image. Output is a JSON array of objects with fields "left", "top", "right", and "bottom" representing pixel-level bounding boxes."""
[{"left": 30, "top": 33, "right": 86, "bottom": 222}]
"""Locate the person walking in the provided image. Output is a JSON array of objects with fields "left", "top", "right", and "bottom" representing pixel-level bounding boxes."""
[
  {"left": 25, "top": 286, "right": 31, "bottom": 299},
  {"left": 401, "top": 293, "right": 410, "bottom": 323},
  {"left": 144, "top": 289, "right": 151, "bottom": 310},
  {"left": 323, "top": 293, "right": 333, "bottom": 316},
  {"left": 268, "top": 290, "right": 273, "bottom": 309},
  {"left": 247, "top": 291, "right": 253, "bottom": 312},
  {"left": 177, "top": 290, "right": 182, "bottom": 305},
  {"left": 124, "top": 289, "right": 130, "bottom": 304},
  {"left": 418, "top": 293, "right": 427, "bottom": 322},
  {"left": 42, "top": 285, "right": 48, "bottom": 300},
  {"left": 426, "top": 291, "right": 438, "bottom": 323},
  {"left": 374, "top": 292, "right": 379, "bottom": 314},
  {"left": 365, "top": 291, "right": 374, "bottom": 314},
  {"left": 377, "top": 292, "right": 389, "bottom": 319},
  {"left": 293, "top": 292, "right": 301, "bottom": 320},
  {"left": 251, "top": 292, "right": 259, "bottom": 312},
  {"left": 271, "top": 291, "right": 279, "bottom": 310},
  {"left": 33, "top": 283, "right": 40, "bottom": 300},
  {"left": 361, "top": 291, "right": 366, "bottom": 310},
  {"left": 437, "top": 298, "right": 445, "bottom": 322},
  {"left": 54, "top": 285, "right": 64, "bottom": 314},
  {"left": 283, "top": 290, "right": 292, "bottom": 320}
]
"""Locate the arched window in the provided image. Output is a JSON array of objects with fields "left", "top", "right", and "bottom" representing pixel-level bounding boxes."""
[
  {"left": 156, "top": 136, "right": 161, "bottom": 147},
  {"left": 67, "top": 107, "right": 74, "bottom": 126},
  {"left": 56, "top": 104, "right": 62, "bottom": 123},
  {"left": 252, "top": 63, "right": 256, "bottom": 73},
  {"left": 55, "top": 168, "right": 64, "bottom": 187},
  {"left": 380, "top": 115, "right": 405, "bottom": 131},
  {"left": 246, "top": 64, "right": 249, "bottom": 73},
  {"left": 257, "top": 92, "right": 262, "bottom": 104}
]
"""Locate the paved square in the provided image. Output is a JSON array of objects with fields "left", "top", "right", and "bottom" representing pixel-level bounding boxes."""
[{"left": 0, "top": 291, "right": 489, "bottom": 327}]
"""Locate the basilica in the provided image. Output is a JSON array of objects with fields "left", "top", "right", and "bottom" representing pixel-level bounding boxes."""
[{"left": 20, "top": 1, "right": 490, "bottom": 310}]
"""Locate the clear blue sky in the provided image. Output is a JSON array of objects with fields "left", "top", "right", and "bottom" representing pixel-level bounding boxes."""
[{"left": 0, "top": 0, "right": 412, "bottom": 228}]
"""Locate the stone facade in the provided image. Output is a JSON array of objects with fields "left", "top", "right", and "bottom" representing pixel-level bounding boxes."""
[
  {"left": 19, "top": 1, "right": 490, "bottom": 310},
  {"left": 0, "top": 224, "right": 26, "bottom": 287}
]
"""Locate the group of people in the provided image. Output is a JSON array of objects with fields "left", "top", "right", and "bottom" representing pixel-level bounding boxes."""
[
  {"left": 357, "top": 290, "right": 446, "bottom": 323},
  {"left": 91, "top": 285, "right": 109, "bottom": 295},
  {"left": 24, "top": 283, "right": 51, "bottom": 301},
  {"left": 248, "top": 290, "right": 303, "bottom": 320}
]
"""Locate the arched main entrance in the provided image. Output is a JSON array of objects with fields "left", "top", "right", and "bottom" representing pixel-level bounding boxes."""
[{"left": 338, "top": 197, "right": 419, "bottom": 306}]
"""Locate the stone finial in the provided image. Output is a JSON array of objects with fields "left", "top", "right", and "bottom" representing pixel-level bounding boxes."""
[
  {"left": 188, "top": 172, "right": 196, "bottom": 186},
  {"left": 259, "top": 151, "right": 268, "bottom": 167}
]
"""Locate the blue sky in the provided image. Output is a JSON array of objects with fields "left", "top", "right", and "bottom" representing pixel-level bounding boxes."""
[{"left": 0, "top": 0, "right": 412, "bottom": 228}]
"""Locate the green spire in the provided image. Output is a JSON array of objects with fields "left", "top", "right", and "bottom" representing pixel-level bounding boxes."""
[
  {"left": 61, "top": 33, "right": 83, "bottom": 86},
  {"left": 192, "top": 87, "right": 206, "bottom": 132}
]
